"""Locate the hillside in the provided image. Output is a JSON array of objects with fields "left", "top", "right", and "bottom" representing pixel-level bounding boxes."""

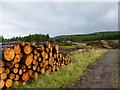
[{"left": 52, "top": 31, "right": 120, "bottom": 42}]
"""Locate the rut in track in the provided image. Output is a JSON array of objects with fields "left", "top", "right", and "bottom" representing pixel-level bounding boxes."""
[{"left": 66, "top": 49, "right": 118, "bottom": 88}]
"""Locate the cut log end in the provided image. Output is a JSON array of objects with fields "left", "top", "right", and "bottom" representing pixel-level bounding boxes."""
[
  {"left": 24, "top": 45, "right": 33, "bottom": 54},
  {"left": 0, "top": 80, "right": 5, "bottom": 88},
  {"left": 4, "top": 48, "right": 15, "bottom": 61},
  {"left": 5, "top": 79, "right": 12, "bottom": 88},
  {"left": 25, "top": 54, "right": 33, "bottom": 66},
  {"left": 22, "top": 72, "right": 30, "bottom": 82},
  {"left": 14, "top": 44, "right": 21, "bottom": 54}
]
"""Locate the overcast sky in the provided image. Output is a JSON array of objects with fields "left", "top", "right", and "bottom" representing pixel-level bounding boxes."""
[{"left": 0, "top": 2, "right": 118, "bottom": 38}]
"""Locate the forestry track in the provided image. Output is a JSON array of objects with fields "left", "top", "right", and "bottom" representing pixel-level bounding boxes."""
[{"left": 66, "top": 49, "right": 119, "bottom": 88}]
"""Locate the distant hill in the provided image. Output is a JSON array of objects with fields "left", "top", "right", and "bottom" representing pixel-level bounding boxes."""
[
  {"left": 52, "top": 31, "right": 120, "bottom": 42},
  {"left": 2, "top": 31, "right": 120, "bottom": 42}
]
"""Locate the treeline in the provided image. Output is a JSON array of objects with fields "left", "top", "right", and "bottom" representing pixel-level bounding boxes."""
[
  {"left": 2, "top": 31, "right": 120, "bottom": 43},
  {"left": 2, "top": 34, "right": 50, "bottom": 42},
  {"left": 53, "top": 31, "right": 120, "bottom": 42}
]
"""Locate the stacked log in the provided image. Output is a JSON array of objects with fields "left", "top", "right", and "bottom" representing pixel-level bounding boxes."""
[{"left": 0, "top": 41, "right": 71, "bottom": 89}]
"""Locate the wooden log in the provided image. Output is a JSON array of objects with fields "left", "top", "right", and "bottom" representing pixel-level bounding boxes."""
[
  {"left": 33, "top": 65, "right": 37, "bottom": 71},
  {"left": 28, "top": 70, "right": 33, "bottom": 77},
  {"left": 37, "top": 53, "right": 40, "bottom": 57},
  {"left": 23, "top": 45, "right": 33, "bottom": 54},
  {"left": 14, "top": 54, "right": 21, "bottom": 63},
  {"left": 14, "top": 63, "right": 19, "bottom": 68},
  {"left": 4, "top": 48, "right": 15, "bottom": 61},
  {"left": 54, "top": 53, "right": 57, "bottom": 59},
  {"left": 55, "top": 45, "right": 59, "bottom": 51},
  {"left": 13, "top": 44, "right": 21, "bottom": 54},
  {"left": 22, "top": 82, "right": 26, "bottom": 86},
  {"left": 41, "top": 45, "right": 45, "bottom": 51},
  {"left": 21, "top": 65, "right": 26, "bottom": 72},
  {"left": 41, "top": 51, "right": 46, "bottom": 58},
  {"left": 38, "top": 57, "right": 42, "bottom": 62},
  {"left": 22, "top": 72, "right": 30, "bottom": 82},
  {"left": 21, "top": 41, "right": 26, "bottom": 47},
  {"left": 5, "top": 61, "right": 14, "bottom": 68},
  {"left": 50, "top": 47, "right": 53, "bottom": 52},
  {"left": 14, "top": 74, "right": 19, "bottom": 81},
  {"left": 25, "top": 53, "right": 33, "bottom": 67},
  {"left": 9, "top": 73, "right": 15, "bottom": 80},
  {"left": 33, "top": 72, "right": 38, "bottom": 80},
  {"left": 28, "top": 65, "right": 31, "bottom": 69},
  {"left": 41, "top": 68, "right": 45, "bottom": 74},
  {"left": 49, "top": 52, "right": 52, "bottom": 57},
  {"left": 19, "top": 69, "right": 23, "bottom": 75},
  {"left": 21, "top": 53, "right": 33, "bottom": 67},
  {"left": 45, "top": 53, "right": 48, "bottom": 59},
  {"left": 45, "top": 60, "right": 49, "bottom": 66},
  {"left": 0, "top": 80, "right": 5, "bottom": 88},
  {"left": 5, "top": 68, "right": 10, "bottom": 74},
  {"left": 42, "top": 58, "right": 46, "bottom": 64},
  {"left": 46, "top": 41, "right": 51, "bottom": 49},
  {"left": 37, "top": 67, "right": 40, "bottom": 72},
  {"left": 33, "top": 59, "right": 36, "bottom": 65},
  {"left": 0, "top": 67, "right": 5, "bottom": 74},
  {"left": 1, "top": 73, "right": 7, "bottom": 80},
  {"left": 27, "top": 42, "right": 31, "bottom": 46},
  {"left": 14, "top": 81, "right": 19, "bottom": 86},
  {"left": 34, "top": 49, "right": 38, "bottom": 55},
  {"left": 5, "top": 79, "right": 12, "bottom": 88},
  {"left": 18, "top": 53, "right": 23, "bottom": 58},
  {"left": 0, "top": 60, "right": 5, "bottom": 67},
  {"left": 34, "top": 55, "right": 37, "bottom": 60},
  {"left": 45, "top": 66, "right": 49, "bottom": 70},
  {"left": 51, "top": 65, "right": 56, "bottom": 72},
  {"left": 40, "top": 62, "right": 43, "bottom": 68},
  {"left": 13, "top": 68, "right": 18, "bottom": 74},
  {"left": 45, "top": 48, "right": 49, "bottom": 53}
]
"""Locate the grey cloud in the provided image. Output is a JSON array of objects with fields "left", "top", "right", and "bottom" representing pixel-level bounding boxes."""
[{"left": 0, "top": 2, "right": 118, "bottom": 38}]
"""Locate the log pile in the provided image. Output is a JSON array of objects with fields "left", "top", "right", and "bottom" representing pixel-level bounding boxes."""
[{"left": 0, "top": 41, "right": 71, "bottom": 89}]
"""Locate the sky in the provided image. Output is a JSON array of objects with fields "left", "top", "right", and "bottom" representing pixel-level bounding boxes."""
[{"left": 0, "top": 1, "right": 118, "bottom": 38}]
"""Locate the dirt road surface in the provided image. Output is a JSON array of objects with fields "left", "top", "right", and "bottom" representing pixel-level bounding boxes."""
[{"left": 66, "top": 49, "right": 119, "bottom": 88}]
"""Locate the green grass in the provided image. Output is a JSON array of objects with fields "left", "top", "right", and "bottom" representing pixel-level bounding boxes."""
[
  {"left": 12, "top": 49, "right": 107, "bottom": 88},
  {"left": 112, "top": 49, "right": 119, "bottom": 88},
  {"left": 60, "top": 45, "right": 76, "bottom": 49},
  {"left": 60, "top": 42, "right": 91, "bottom": 49},
  {"left": 111, "top": 40, "right": 119, "bottom": 44}
]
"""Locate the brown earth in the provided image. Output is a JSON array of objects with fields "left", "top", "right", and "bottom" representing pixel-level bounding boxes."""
[{"left": 66, "top": 49, "right": 119, "bottom": 88}]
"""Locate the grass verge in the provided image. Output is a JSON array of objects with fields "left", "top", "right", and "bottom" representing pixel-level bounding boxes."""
[
  {"left": 112, "top": 49, "right": 119, "bottom": 88},
  {"left": 12, "top": 49, "right": 107, "bottom": 88}
]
